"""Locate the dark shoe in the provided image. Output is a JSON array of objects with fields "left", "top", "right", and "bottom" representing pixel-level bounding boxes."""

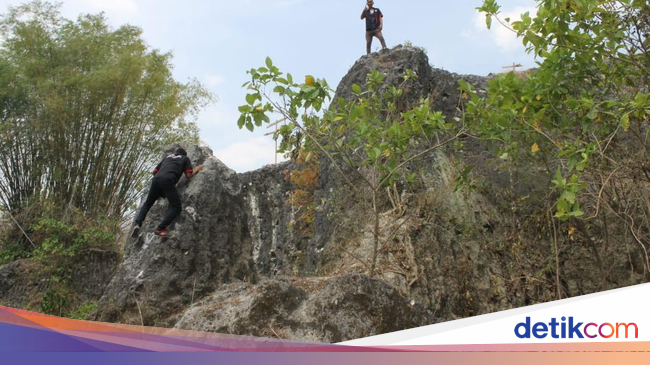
[
  {"left": 131, "top": 224, "right": 141, "bottom": 238},
  {"left": 154, "top": 228, "right": 169, "bottom": 237}
]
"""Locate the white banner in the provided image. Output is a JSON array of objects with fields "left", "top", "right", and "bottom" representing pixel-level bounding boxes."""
[{"left": 340, "top": 283, "right": 649, "bottom": 346}]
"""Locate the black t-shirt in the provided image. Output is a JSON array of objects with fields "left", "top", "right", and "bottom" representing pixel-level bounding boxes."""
[
  {"left": 364, "top": 8, "right": 383, "bottom": 31},
  {"left": 153, "top": 154, "right": 193, "bottom": 184}
]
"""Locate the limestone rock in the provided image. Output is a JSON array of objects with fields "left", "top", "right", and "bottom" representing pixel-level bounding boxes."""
[
  {"left": 175, "top": 274, "right": 436, "bottom": 343},
  {"left": 94, "top": 145, "right": 255, "bottom": 326}
]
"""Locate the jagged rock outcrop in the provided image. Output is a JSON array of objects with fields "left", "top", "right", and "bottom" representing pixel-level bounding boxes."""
[
  {"left": 239, "top": 163, "right": 305, "bottom": 276},
  {"left": 94, "top": 149, "right": 320, "bottom": 326},
  {"left": 68, "top": 44, "right": 648, "bottom": 341},
  {"left": 94, "top": 145, "right": 256, "bottom": 326},
  {"left": 310, "top": 45, "right": 490, "bottom": 268},
  {"left": 92, "top": 45, "right": 484, "bottom": 333}
]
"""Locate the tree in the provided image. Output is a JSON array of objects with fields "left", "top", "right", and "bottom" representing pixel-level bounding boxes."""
[
  {"left": 470, "top": 0, "right": 649, "bottom": 220},
  {"left": 238, "top": 57, "right": 461, "bottom": 276},
  {"left": 0, "top": 1, "right": 210, "bottom": 220},
  {"left": 463, "top": 0, "right": 650, "bottom": 294}
]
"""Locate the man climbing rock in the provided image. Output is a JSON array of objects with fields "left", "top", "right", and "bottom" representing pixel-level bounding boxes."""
[
  {"left": 131, "top": 147, "right": 204, "bottom": 237},
  {"left": 361, "top": 0, "right": 387, "bottom": 55}
]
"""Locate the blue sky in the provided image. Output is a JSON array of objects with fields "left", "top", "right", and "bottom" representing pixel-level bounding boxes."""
[{"left": 0, "top": 0, "right": 539, "bottom": 172}]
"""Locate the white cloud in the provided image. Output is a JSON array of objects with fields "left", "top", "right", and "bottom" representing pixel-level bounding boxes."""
[
  {"left": 197, "top": 104, "right": 238, "bottom": 130},
  {"left": 204, "top": 73, "right": 225, "bottom": 88},
  {"left": 214, "top": 136, "right": 286, "bottom": 172},
  {"left": 464, "top": 6, "right": 536, "bottom": 52},
  {"left": 84, "top": 0, "right": 138, "bottom": 16}
]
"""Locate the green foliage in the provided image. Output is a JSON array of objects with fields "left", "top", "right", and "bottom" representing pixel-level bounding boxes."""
[
  {"left": 22, "top": 200, "right": 117, "bottom": 263},
  {"left": 239, "top": 56, "right": 329, "bottom": 153},
  {"left": 0, "top": 241, "right": 29, "bottom": 266},
  {"left": 69, "top": 302, "right": 98, "bottom": 320},
  {"left": 31, "top": 215, "right": 117, "bottom": 262},
  {"left": 239, "top": 58, "right": 459, "bottom": 276},
  {"left": 0, "top": 198, "right": 119, "bottom": 266},
  {"left": 32, "top": 218, "right": 81, "bottom": 261},
  {"left": 240, "top": 59, "right": 453, "bottom": 191},
  {"left": 470, "top": 0, "right": 649, "bottom": 220},
  {"left": 41, "top": 287, "right": 72, "bottom": 317},
  {"left": 0, "top": 199, "right": 120, "bottom": 317},
  {"left": 0, "top": 1, "right": 212, "bottom": 219}
]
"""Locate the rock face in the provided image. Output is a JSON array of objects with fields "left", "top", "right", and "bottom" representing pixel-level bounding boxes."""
[
  {"left": 310, "top": 45, "right": 490, "bottom": 269},
  {"left": 94, "top": 148, "right": 328, "bottom": 326},
  {"left": 93, "top": 46, "right": 478, "bottom": 333},
  {"left": 34, "top": 44, "right": 643, "bottom": 342},
  {"left": 94, "top": 146, "right": 256, "bottom": 326},
  {"left": 239, "top": 163, "right": 305, "bottom": 276},
  {"left": 175, "top": 274, "right": 435, "bottom": 343},
  {"left": 335, "top": 45, "right": 488, "bottom": 116}
]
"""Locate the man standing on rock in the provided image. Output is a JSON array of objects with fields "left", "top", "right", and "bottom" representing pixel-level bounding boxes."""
[
  {"left": 361, "top": 0, "right": 387, "bottom": 55},
  {"left": 131, "top": 148, "right": 203, "bottom": 237}
]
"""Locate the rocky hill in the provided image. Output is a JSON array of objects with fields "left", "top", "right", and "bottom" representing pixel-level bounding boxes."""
[{"left": 2, "top": 45, "right": 645, "bottom": 343}]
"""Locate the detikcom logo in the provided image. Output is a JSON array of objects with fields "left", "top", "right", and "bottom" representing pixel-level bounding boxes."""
[{"left": 515, "top": 317, "right": 638, "bottom": 339}]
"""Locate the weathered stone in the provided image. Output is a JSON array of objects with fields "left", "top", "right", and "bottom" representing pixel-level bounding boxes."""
[
  {"left": 71, "top": 44, "right": 647, "bottom": 341},
  {"left": 94, "top": 145, "right": 256, "bottom": 326},
  {"left": 239, "top": 162, "right": 301, "bottom": 276},
  {"left": 175, "top": 274, "right": 436, "bottom": 343}
]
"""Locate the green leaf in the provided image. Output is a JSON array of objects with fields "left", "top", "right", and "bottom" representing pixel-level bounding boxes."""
[
  {"left": 372, "top": 147, "right": 381, "bottom": 160},
  {"left": 237, "top": 115, "right": 246, "bottom": 128},
  {"left": 561, "top": 190, "right": 576, "bottom": 204},
  {"left": 352, "top": 84, "right": 362, "bottom": 94},
  {"left": 586, "top": 109, "right": 598, "bottom": 120},
  {"left": 620, "top": 112, "right": 630, "bottom": 131},
  {"left": 265, "top": 57, "right": 273, "bottom": 69},
  {"left": 407, "top": 172, "right": 416, "bottom": 183},
  {"left": 246, "top": 93, "right": 258, "bottom": 105},
  {"left": 567, "top": 209, "right": 584, "bottom": 217}
]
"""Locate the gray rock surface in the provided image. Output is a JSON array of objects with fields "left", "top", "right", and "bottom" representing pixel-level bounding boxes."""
[
  {"left": 76, "top": 44, "right": 645, "bottom": 343},
  {"left": 310, "top": 45, "right": 490, "bottom": 269},
  {"left": 94, "top": 145, "right": 256, "bottom": 326},
  {"left": 93, "top": 45, "right": 497, "bottom": 332},
  {"left": 239, "top": 162, "right": 301, "bottom": 276},
  {"left": 175, "top": 274, "right": 436, "bottom": 343}
]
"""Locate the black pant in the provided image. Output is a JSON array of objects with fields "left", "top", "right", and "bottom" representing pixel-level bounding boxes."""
[{"left": 134, "top": 177, "right": 182, "bottom": 231}]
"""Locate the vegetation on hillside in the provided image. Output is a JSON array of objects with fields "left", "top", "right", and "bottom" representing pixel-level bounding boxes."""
[
  {"left": 0, "top": 1, "right": 211, "bottom": 262},
  {"left": 0, "top": 1, "right": 211, "bottom": 317},
  {"left": 238, "top": 0, "right": 649, "bottom": 294}
]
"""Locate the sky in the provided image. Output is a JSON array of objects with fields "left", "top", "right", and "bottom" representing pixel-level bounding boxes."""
[{"left": 0, "top": 0, "right": 539, "bottom": 172}]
